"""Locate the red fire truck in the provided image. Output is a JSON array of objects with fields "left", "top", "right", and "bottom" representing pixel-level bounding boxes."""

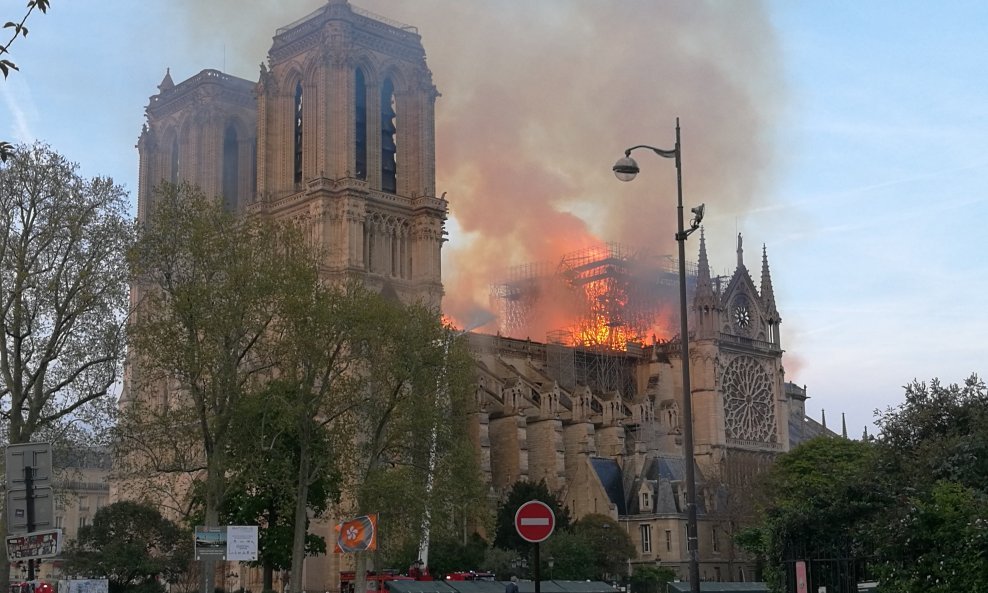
[{"left": 339, "top": 570, "right": 423, "bottom": 593}]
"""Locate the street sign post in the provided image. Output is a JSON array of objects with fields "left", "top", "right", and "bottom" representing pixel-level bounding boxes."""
[
  {"left": 5, "top": 443, "right": 53, "bottom": 493},
  {"left": 514, "top": 500, "right": 555, "bottom": 543},
  {"left": 5, "top": 488, "right": 54, "bottom": 533},
  {"left": 515, "top": 500, "right": 556, "bottom": 593},
  {"left": 4, "top": 442, "right": 54, "bottom": 581}
]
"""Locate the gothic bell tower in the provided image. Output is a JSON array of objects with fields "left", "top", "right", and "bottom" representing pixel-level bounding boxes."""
[
  {"left": 252, "top": 0, "right": 445, "bottom": 307},
  {"left": 689, "top": 233, "right": 788, "bottom": 485}
]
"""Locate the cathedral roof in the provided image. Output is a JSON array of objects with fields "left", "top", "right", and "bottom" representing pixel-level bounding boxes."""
[{"left": 591, "top": 457, "right": 627, "bottom": 515}]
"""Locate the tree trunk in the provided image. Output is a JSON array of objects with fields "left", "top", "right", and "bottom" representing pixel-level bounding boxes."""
[{"left": 289, "top": 441, "right": 311, "bottom": 593}]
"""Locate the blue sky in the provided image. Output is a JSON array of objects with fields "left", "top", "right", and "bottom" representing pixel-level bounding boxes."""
[{"left": 2, "top": 1, "right": 986, "bottom": 436}]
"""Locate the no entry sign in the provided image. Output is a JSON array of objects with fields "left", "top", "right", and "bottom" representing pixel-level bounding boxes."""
[{"left": 514, "top": 500, "right": 555, "bottom": 543}]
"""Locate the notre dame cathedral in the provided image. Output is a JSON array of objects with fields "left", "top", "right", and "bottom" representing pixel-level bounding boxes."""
[{"left": 134, "top": 0, "right": 831, "bottom": 587}]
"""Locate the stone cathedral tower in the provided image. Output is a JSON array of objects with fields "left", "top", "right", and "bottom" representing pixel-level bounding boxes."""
[{"left": 137, "top": 0, "right": 446, "bottom": 307}]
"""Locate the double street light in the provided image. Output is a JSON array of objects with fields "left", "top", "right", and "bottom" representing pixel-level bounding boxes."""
[{"left": 613, "top": 118, "right": 702, "bottom": 593}]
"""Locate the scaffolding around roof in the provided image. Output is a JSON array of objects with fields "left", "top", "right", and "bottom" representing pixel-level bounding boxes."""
[{"left": 491, "top": 243, "right": 696, "bottom": 351}]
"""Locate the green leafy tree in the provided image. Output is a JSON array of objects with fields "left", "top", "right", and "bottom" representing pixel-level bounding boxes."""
[
  {"left": 190, "top": 395, "right": 338, "bottom": 592},
  {"left": 0, "top": 142, "right": 130, "bottom": 445},
  {"left": 426, "top": 533, "right": 489, "bottom": 578},
  {"left": 0, "top": 142, "right": 131, "bottom": 592},
  {"left": 118, "top": 182, "right": 318, "bottom": 593},
  {"left": 61, "top": 501, "right": 191, "bottom": 593},
  {"left": 875, "top": 375, "right": 988, "bottom": 491},
  {"left": 872, "top": 481, "right": 988, "bottom": 593},
  {"left": 571, "top": 514, "right": 637, "bottom": 581},
  {"left": 1, "top": 1, "right": 51, "bottom": 161},
  {"left": 346, "top": 304, "right": 485, "bottom": 588},
  {"left": 740, "top": 437, "right": 881, "bottom": 592},
  {"left": 494, "top": 480, "right": 571, "bottom": 553},
  {"left": 630, "top": 565, "right": 676, "bottom": 593},
  {"left": 867, "top": 375, "right": 988, "bottom": 592},
  {"left": 540, "top": 530, "right": 594, "bottom": 580}
]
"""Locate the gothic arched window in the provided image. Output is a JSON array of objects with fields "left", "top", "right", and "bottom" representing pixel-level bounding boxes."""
[
  {"left": 355, "top": 68, "right": 367, "bottom": 180},
  {"left": 170, "top": 137, "right": 179, "bottom": 184},
  {"left": 222, "top": 123, "right": 239, "bottom": 210},
  {"left": 380, "top": 78, "right": 397, "bottom": 193},
  {"left": 294, "top": 80, "right": 303, "bottom": 185}
]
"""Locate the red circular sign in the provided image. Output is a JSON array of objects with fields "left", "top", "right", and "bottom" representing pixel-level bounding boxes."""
[{"left": 514, "top": 500, "right": 556, "bottom": 543}]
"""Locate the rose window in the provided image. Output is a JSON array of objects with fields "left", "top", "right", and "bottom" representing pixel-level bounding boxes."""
[{"left": 722, "top": 355, "right": 775, "bottom": 442}]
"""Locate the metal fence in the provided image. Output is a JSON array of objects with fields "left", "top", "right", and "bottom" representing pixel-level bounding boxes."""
[{"left": 782, "top": 558, "right": 875, "bottom": 593}]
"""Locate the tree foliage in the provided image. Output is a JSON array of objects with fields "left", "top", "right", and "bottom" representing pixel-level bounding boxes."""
[
  {"left": 739, "top": 437, "right": 880, "bottom": 591},
  {"left": 341, "top": 301, "right": 485, "bottom": 588},
  {"left": 743, "top": 374, "right": 988, "bottom": 592},
  {"left": 0, "top": 142, "right": 130, "bottom": 446},
  {"left": 494, "top": 480, "right": 571, "bottom": 553},
  {"left": 118, "top": 182, "right": 487, "bottom": 593},
  {"left": 629, "top": 565, "right": 677, "bottom": 593},
  {"left": 1, "top": 1, "right": 51, "bottom": 161},
  {"left": 61, "top": 501, "right": 191, "bottom": 593},
  {"left": 570, "top": 514, "right": 637, "bottom": 580},
  {"left": 118, "top": 181, "right": 312, "bottom": 524}
]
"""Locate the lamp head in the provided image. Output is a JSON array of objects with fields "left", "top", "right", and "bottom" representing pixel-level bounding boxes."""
[
  {"left": 613, "top": 155, "right": 639, "bottom": 182},
  {"left": 690, "top": 203, "right": 705, "bottom": 226}
]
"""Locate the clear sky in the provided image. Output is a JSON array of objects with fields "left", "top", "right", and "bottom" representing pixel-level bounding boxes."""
[{"left": 3, "top": 1, "right": 986, "bottom": 437}]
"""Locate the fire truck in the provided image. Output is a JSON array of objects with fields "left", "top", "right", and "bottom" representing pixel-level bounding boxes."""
[
  {"left": 444, "top": 572, "right": 496, "bottom": 582},
  {"left": 339, "top": 570, "right": 425, "bottom": 593}
]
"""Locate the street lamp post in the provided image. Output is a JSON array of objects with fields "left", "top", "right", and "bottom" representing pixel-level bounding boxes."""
[{"left": 613, "top": 118, "right": 703, "bottom": 593}]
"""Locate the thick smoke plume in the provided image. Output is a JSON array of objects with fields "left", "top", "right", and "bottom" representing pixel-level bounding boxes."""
[{"left": 170, "top": 0, "right": 785, "bottom": 337}]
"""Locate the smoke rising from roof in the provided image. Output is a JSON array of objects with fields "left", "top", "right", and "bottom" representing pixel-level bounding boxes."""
[{"left": 171, "top": 0, "right": 785, "bottom": 335}]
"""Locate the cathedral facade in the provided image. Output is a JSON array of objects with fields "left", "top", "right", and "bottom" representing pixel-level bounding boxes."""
[
  {"left": 137, "top": 0, "right": 446, "bottom": 308},
  {"left": 467, "top": 233, "right": 829, "bottom": 582},
  {"left": 132, "top": 0, "right": 830, "bottom": 588}
]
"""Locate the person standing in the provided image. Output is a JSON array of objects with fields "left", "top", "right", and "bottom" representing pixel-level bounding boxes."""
[{"left": 505, "top": 576, "right": 519, "bottom": 593}]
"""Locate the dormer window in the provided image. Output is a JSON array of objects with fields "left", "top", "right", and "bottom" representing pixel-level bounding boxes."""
[{"left": 641, "top": 490, "right": 650, "bottom": 511}]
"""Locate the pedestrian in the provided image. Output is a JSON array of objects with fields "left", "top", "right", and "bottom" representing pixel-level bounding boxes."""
[{"left": 505, "top": 575, "right": 519, "bottom": 593}]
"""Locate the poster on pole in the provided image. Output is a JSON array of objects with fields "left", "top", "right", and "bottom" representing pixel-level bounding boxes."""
[
  {"left": 5, "top": 529, "right": 62, "bottom": 560},
  {"left": 226, "top": 526, "right": 258, "bottom": 561},
  {"left": 333, "top": 514, "right": 378, "bottom": 553},
  {"left": 194, "top": 526, "right": 227, "bottom": 560}
]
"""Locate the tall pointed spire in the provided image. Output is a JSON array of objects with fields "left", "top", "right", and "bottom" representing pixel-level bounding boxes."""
[
  {"left": 697, "top": 227, "right": 711, "bottom": 285},
  {"left": 761, "top": 244, "right": 780, "bottom": 322},
  {"left": 736, "top": 233, "right": 744, "bottom": 268},
  {"left": 821, "top": 409, "right": 827, "bottom": 430},
  {"left": 841, "top": 413, "right": 848, "bottom": 439},
  {"left": 157, "top": 67, "right": 175, "bottom": 93},
  {"left": 693, "top": 229, "right": 719, "bottom": 337}
]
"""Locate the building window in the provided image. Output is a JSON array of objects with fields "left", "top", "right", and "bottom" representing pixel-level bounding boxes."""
[
  {"left": 640, "top": 524, "right": 651, "bottom": 553},
  {"left": 170, "top": 137, "right": 179, "bottom": 184},
  {"left": 355, "top": 68, "right": 367, "bottom": 180},
  {"left": 293, "top": 80, "right": 303, "bottom": 185},
  {"left": 712, "top": 526, "right": 720, "bottom": 553},
  {"left": 665, "top": 530, "right": 672, "bottom": 552},
  {"left": 222, "top": 123, "right": 239, "bottom": 210},
  {"left": 54, "top": 516, "right": 62, "bottom": 529},
  {"left": 641, "top": 491, "right": 650, "bottom": 511},
  {"left": 78, "top": 516, "right": 88, "bottom": 528},
  {"left": 380, "top": 77, "right": 397, "bottom": 193}
]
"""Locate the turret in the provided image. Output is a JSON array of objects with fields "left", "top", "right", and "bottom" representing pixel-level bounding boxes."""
[
  {"left": 692, "top": 228, "right": 720, "bottom": 338},
  {"left": 760, "top": 244, "right": 781, "bottom": 346}
]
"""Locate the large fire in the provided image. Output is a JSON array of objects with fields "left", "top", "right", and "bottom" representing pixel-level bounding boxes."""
[{"left": 490, "top": 243, "right": 687, "bottom": 351}]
